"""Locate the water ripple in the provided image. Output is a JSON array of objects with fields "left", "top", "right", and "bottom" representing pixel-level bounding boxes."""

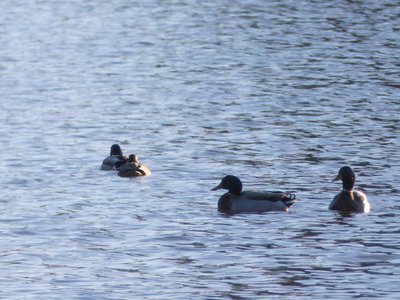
[{"left": 1, "top": 0, "right": 400, "bottom": 299}]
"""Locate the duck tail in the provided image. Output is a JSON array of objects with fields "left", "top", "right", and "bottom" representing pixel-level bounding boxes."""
[{"left": 282, "top": 193, "right": 296, "bottom": 208}]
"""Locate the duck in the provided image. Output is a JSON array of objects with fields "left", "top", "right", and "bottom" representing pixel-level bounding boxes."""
[
  {"left": 211, "top": 175, "right": 296, "bottom": 213},
  {"left": 118, "top": 154, "right": 151, "bottom": 177},
  {"left": 330, "top": 166, "right": 370, "bottom": 213},
  {"left": 100, "top": 144, "right": 127, "bottom": 171}
]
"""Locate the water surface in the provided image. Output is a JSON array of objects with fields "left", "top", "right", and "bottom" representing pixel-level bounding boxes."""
[{"left": 1, "top": 0, "right": 399, "bottom": 299}]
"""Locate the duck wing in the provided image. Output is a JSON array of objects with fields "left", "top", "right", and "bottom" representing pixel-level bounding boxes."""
[
  {"left": 101, "top": 156, "right": 124, "bottom": 170},
  {"left": 118, "top": 164, "right": 142, "bottom": 177},
  {"left": 137, "top": 163, "right": 151, "bottom": 176},
  {"left": 241, "top": 191, "right": 296, "bottom": 208},
  {"left": 240, "top": 191, "right": 292, "bottom": 201}
]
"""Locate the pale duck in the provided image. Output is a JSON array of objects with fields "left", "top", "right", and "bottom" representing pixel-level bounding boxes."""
[{"left": 211, "top": 175, "right": 296, "bottom": 213}]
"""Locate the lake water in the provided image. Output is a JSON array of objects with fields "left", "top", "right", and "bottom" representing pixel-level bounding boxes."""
[{"left": 1, "top": 0, "right": 400, "bottom": 299}]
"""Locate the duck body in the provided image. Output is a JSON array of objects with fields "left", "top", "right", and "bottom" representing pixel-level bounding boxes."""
[
  {"left": 117, "top": 154, "right": 151, "bottom": 177},
  {"left": 329, "top": 190, "right": 370, "bottom": 213},
  {"left": 330, "top": 166, "right": 370, "bottom": 213},
  {"left": 100, "top": 144, "right": 127, "bottom": 171},
  {"left": 217, "top": 191, "right": 292, "bottom": 213},
  {"left": 101, "top": 155, "right": 126, "bottom": 170},
  {"left": 212, "top": 175, "right": 296, "bottom": 213}
]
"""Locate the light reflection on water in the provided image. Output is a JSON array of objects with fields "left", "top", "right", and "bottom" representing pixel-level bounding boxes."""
[{"left": 0, "top": 0, "right": 400, "bottom": 299}]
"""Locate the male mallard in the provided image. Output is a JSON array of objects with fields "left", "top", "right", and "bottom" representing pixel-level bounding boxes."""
[
  {"left": 100, "top": 144, "right": 127, "bottom": 171},
  {"left": 330, "top": 166, "right": 370, "bottom": 213},
  {"left": 118, "top": 154, "right": 151, "bottom": 177},
  {"left": 211, "top": 175, "right": 296, "bottom": 213}
]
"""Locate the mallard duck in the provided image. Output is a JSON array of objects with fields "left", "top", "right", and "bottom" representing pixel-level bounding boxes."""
[
  {"left": 100, "top": 144, "right": 127, "bottom": 171},
  {"left": 211, "top": 175, "right": 296, "bottom": 213},
  {"left": 118, "top": 154, "right": 151, "bottom": 177},
  {"left": 330, "top": 166, "right": 370, "bottom": 213}
]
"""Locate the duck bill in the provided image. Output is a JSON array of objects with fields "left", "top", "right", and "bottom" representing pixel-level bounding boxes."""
[
  {"left": 211, "top": 183, "right": 223, "bottom": 191},
  {"left": 332, "top": 174, "right": 341, "bottom": 182}
]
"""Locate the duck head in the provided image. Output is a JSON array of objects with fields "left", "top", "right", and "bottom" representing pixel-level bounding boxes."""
[
  {"left": 128, "top": 154, "right": 139, "bottom": 164},
  {"left": 211, "top": 175, "right": 242, "bottom": 196},
  {"left": 333, "top": 166, "right": 355, "bottom": 190},
  {"left": 110, "top": 144, "right": 123, "bottom": 156}
]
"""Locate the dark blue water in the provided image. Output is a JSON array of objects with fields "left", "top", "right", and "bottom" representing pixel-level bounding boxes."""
[{"left": 1, "top": 1, "right": 399, "bottom": 299}]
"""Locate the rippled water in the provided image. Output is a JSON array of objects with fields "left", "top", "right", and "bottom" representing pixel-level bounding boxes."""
[{"left": 1, "top": 0, "right": 400, "bottom": 299}]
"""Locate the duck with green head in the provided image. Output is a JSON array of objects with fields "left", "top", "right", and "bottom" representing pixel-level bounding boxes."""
[
  {"left": 211, "top": 175, "right": 296, "bottom": 213},
  {"left": 330, "top": 166, "right": 370, "bottom": 213},
  {"left": 100, "top": 144, "right": 127, "bottom": 171}
]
